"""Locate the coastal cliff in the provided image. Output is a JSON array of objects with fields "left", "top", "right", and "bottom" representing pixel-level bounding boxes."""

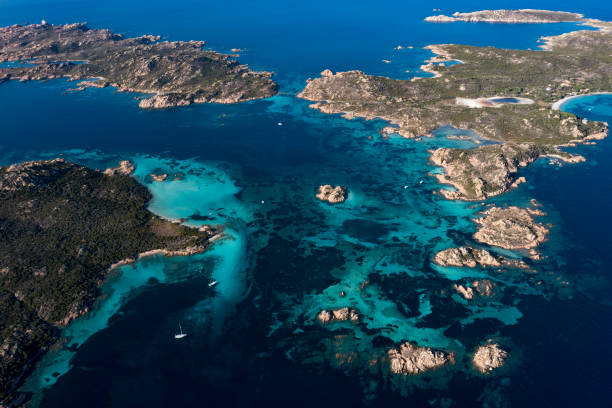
[
  {"left": 0, "top": 159, "right": 216, "bottom": 403},
  {"left": 0, "top": 23, "right": 278, "bottom": 108}
]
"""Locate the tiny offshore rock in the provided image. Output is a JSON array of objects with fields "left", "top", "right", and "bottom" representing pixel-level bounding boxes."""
[
  {"left": 150, "top": 173, "right": 168, "bottom": 182},
  {"left": 316, "top": 185, "right": 347, "bottom": 204},
  {"left": 388, "top": 342, "right": 455, "bottom": 375},
  {"left": 472, "top": 342, "right": 508, "bottom": 373},
  {"left": 453, "top": 279, "right": 497, "bottom": 300}
]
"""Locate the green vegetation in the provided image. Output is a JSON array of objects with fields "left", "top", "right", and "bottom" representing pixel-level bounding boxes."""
[
  {"left": 0, "top": 159, "right": 212, "bottom": 402},
  {"left": 299, "top": 25, "right": 610, "bottom": 147}
]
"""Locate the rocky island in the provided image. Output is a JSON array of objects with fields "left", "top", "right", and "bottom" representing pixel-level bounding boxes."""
[
  {"left": 425, "top": 9, "right": 583, "bottom": 24},
  {"left": 473, "top": 206, "right": 548, "bottom": 253},
  {"left": 0, "top": 158, "right": 216, "bottom": 403},
  {"left": 388, "top": 341, "right": 455, "bottom": 375},
  {"left": 453, "top": 279, "right": 498, "bottom": 300},
  {"left": 472, "top": 342, "right": 508, "bottom": 373},
  {"left": 0, "top": 22, "right": 278, "bottom": 108},
  {"left": 299, "top": 13, "right": 610, "bottom": 193},
  {"left": 299, "top": 10, "right": 609, "bottom": 283},
  {"left": 433, "top": 246, "right": 526, "bottom": 269},
  {"left": 317, "top": 307, "right": 359, "bottom": 324},
  {"left": 296, "top": 11, "right": 608, "bottom": 375},
  {"left": 316, "top": 185, "right": 347, "bottom": 204}
]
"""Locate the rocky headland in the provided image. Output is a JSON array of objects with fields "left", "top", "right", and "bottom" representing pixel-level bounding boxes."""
[
  {"left": 0, "top": 158, "right": 216, "bottom": 404},
  {"left": 0, "top": 22, "right": 278, "bottom": 109},
  {"left": 316, "top": 185, "right": 347, "bottom": 204},
  {"left": 430, "top": 144, "right": 539, "bottom": 201},
  {"left": 103, "top": 159, "right": 135, "bottom": 176},
  {"left": 472, "top": 342, "right": 508, "bottom": 373},
  {"left": 388, "top": 342, "right": 455, "bottom": 375},
  {"left": 425, "top": 9, "right": 583, "bottom": 24}
]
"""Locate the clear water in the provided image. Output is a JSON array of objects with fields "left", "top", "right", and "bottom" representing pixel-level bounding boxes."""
[
  {"left": 490, "top": 97, "right": 521, "bottom": 103},
  {"left": 1, "top": 1, "right": 612, "bottom": 407}
]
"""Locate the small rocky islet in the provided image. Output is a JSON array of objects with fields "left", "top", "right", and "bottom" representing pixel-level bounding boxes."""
[{"left": 315, "top": 184, "right": 347, "bottom": 204}]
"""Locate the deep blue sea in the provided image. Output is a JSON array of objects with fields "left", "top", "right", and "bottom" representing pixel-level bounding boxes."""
[{"left": 1, "top": 1, "right": 612, "bottom": 407}]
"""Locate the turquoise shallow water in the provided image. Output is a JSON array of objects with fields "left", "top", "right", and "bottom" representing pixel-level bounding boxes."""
[{"left": 1, "top": 1, "right": 612, "bottom": 407}]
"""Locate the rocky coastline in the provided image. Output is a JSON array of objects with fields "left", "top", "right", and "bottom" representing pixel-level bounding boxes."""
[
  {"left": 425, "top": 9, "right": 583, "bottom": 24},
  {"left": 296, "top": 11, "right": 610, "bottom": 379},
  {"left": 0, "top": 158, "right": 218, "bottom": 404},
  {"left": 0, "top": 22, "right": 278, "bottom": 109},
  {"left": 429, "top": 144, "right": 539, "bottom": 201}
]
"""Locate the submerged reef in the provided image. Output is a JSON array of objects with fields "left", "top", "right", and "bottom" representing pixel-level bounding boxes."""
[
  {"left": 0, "top": 22, "right": 278, "bottom": 108},
  {"left": 0, "top": 159, "right": 216, "bottom": 403}
]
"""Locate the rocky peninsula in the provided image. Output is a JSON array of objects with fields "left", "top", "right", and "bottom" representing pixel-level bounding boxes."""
[
  {"left": 425, "top": 9, "right": 583, "bottom": 24},
  {"left": 0, "top": 158, "right": 216, "bottom": 404},
  {"left": 0, "top": 22, "right": 278, "bottom": 108},
  {"left": 316, "top": 185, "right": 347, "bottom": 204}
]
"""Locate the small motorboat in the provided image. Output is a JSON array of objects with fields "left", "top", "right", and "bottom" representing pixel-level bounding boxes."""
[
  {"left": 174, "top": 323, "right": 187, "bottom": 339},
  {"left": 208, "top": 280, "right": 218, "bottom": 288}
]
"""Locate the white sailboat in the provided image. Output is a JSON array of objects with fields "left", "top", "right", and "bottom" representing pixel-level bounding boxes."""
[{"left": 174, "top": 323, "right": 187, "bottom": 339}]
